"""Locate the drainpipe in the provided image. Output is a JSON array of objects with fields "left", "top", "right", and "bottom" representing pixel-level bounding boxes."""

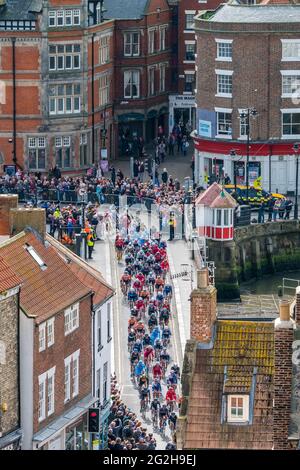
[
  {"left": 269, "top": 143, "right": 272, "bottom": 194},
  {"left": 11, "top": 37, "right": 18, "bottom": 168},
  {"left": 90, "top": 293, "right": 96, "bottom": 398},
  {"left": 91, "top": 34, "right": 95, "bottom": 164}
]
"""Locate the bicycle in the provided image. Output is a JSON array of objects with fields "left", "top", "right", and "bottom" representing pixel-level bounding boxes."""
[
  {"left": 116, "top": 248, "right": 123, "bottom": 262},
  {"left": 159, "top": 415, "right": 168, "bottom": 436},
  {"left": 140, "top": 398, "right": 148, "bottom": 419},
  {"left": 151, "top": 409, "right": 159, "bottom": 428}
]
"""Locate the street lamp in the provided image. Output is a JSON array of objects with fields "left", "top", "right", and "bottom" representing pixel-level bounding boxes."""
[
  {"left": 239, "top": 108, "right": 258, "bottom": 203},
  {"left": 293, "top": 143, "right": 299, "bottom": 220},
  {"left": 230, "top": 149, "right": 237, "bottom": 194}
]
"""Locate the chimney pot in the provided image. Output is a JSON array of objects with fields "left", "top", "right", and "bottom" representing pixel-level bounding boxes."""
[
  {"left": 197, "top": 268, "right": 209, "bottom": 289},
  {"left": 279, "top": 300, "right": 291, "bottom": 322}
]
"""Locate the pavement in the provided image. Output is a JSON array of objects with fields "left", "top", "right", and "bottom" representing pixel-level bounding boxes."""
[{"left": 111, "top": 141, "right": 194, "bottom": 184}]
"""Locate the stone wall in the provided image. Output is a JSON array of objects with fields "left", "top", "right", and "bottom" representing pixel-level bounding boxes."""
[
  {"left": 0, "top": 293, "right": 19, "bottom": 436},
  {"left": 206, "top": 220, "right": 300, "bottom": 300}
]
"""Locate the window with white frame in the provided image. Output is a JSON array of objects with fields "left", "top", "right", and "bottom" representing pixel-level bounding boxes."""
[
  {"left": 124, "top": 32, "right": 140, "bottom": 57},
  {"left": 49, "top": 44, "right": 81, "bottom": 72},
  {"left": 240, "top": 118, "right": 248, "bottom": 138},
  {"left": 55, "top": 136, "right": 71, "bottom": 169},
  {"left": 216, "top": 70, "right": 233, "bottom": 97},
  {"left": 227, "top": 395, "right": 249, "bottom": 423},
  {"left": 72, "top": 351, "right": 80, "bottom": 397},
  {"left": 107, "top": 303, "right": 111, "bottom": 341},
  {"left": 48, "top": 9, "right": 80, "bottom": 27},
  {"left": 159, "top": 26, "right": 167, "bottom": 51},
  {"left": 184, "top": 73, "right": 195, "bottom": 93},
  {"left": 28, "top": 136, "right": 46, "bottom": 170},
  {"left": 185, "top": 43, "right": 195, "bottom": 61},
  {"left": 216, "top": 40, "right": 232, "bottom": 61},
  {"left": 216, "top": 111, "right": 232, "bottom": 136},
  {"left": 49, "top": 83, "right": 81, "bottom": 115},
  {"left": 124, "top": 70, "right": 140, "bottom": 98},
  {"left": 64, "top": 357, "right": 71, "bottom": 402},
  {"left": 99, "top": 36, "right": 110, "bottom": 64},
  {"left": 282, "top": 40, "right": 300, "bottom": 61},
  {"left": 99, "top": 74, "right": 110, "bottom": 106},
  {"left": 96, "top": 368, "right": 101, "bottom": 403},
  {"left": 97, "top": 309, "right": 102, "bottom": 350},
  {"left": 148, "top": 29, "right": 155, "bottom": 54},
  {"left": 39, "top": 323, "right": 46, "bottom": 352},
  {"left": 64, "top": 303, "right": 79, "bottom": 335},
  {"left": 149, "top": 67, "right": 155, "bottom": 96},
  {"left": 47, "top": 367, "right": 55, "bottom": 416},
  {"left": 224, "top": 209, "right": 229, "bottom": 226},
  {"left": 281, "top": 73, "right": 300, "bottom": 97},
  {"left": 38, "top": 373, "right": 46, "bottom": 422},
  {"left": 80, "top": 133, "right": 88, "bottom": 166},
  {"left": 185, "top": 13, "right": 195, "bottom": 30},
  {"left": 282, "top": 111, "right": 300, "bottom": 137},
  {"left": 47, "top": 318, "right": 55, "bottom": 347},
  {"left": 103, "top": 362, "right": 108, "bottom": 403},
  {"left": 159, "top": 64, "right": 166, "bottom": 92}
]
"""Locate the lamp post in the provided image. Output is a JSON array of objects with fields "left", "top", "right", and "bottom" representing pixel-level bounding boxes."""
[
  {"left": 239, "top": 108, "right": 258, "bottom": 203},
  {"left": 293, "top": 143, "right": 299, "bottom": 220},
  {"left": 230, "top": 149, "right": 237, "bottom": 194}
]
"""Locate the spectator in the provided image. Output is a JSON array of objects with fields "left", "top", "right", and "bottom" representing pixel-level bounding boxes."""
[{"left": 284, "top": 199, "right": 293, "bottom": 219}]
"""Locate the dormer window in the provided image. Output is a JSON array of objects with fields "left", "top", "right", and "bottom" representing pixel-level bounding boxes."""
[{"left": 227, "top": 395, "right": 249, "bottom": 423}]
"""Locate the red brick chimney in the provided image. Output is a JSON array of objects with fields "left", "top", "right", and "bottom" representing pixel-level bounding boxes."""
[
  {"left": 0, "top": 194, "right": 18, "bottom": 235},
  {"left": 273, "top": 300, "right": 295, "bottom": 450},
  {"left": 190, "top": 268, "right": 217, "bottom": 343}
]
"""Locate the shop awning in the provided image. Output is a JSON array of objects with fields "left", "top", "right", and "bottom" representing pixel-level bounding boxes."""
[
  {"left": 118, "top": 113, "right": 144, "bottom": 122},
  {"left": 33, "top": 394, "right": 96, "bottom": 445}
]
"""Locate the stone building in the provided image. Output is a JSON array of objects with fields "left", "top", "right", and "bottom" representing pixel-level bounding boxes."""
[
  {"left": 192, "top": 3, "right": 300, "bottom": 195},
  {"left": 178, "top": 267, "right": 300, "bottom": 450},
  {"left": 0, "top": 257, "right": 23, "bottom": 450}
]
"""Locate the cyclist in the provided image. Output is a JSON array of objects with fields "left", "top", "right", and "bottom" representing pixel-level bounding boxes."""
[
  {"left": 148, "top": 312, "right": 158, "bottom": 332},
  {"left": 140, "top": 384, "right": 151, "bottom": 406},
  {"left": 128, "top": 287, "right": 138, "bottom": 306},
  {"left": 124, "top": 252, "right": 134, "bottom": 266},
  {"left": 159, "top": 403, "right": 169, "bottom": 432},
  {"left": 155, "top": 275, "right": 164, "bottom": 292},
  {"left": 132, "top": 338, "right": 143, "bottom": 355},
  {"left": 136, "top": 272, "right": 145, "bottom": 286},
  {"left": 153, "top": 338, "right": 163, "bottom": 360},
  {"left": 132, "top": 278, "right": 142, "bottom": 294},
  {"left": 166, "top": 386, "right": 177, "bottom": 412},
  {"left": 151, "top": 377, "right": 162, "bottom": 399},
  {"left": 160, "top": 348, "right": 170, "bottom": 375},
  {"left": 141, "top": 262, "right": 151, "bottom": 277},
  {"left": 150, "top": 325, "right": 160, "bottom": 345},
  {"left": 121, "top": 271, "right": 131, "bottom": 295},
  {"left": 150, "top": 397, "right": 160, "bottom": 426},
  {"left": 156, "top": 290, "right": 164, "bottom": 305},
  {"left": 161, "top": 259, "right": 169, "bottom": 278},
  {"left": 163, "top": 283, "right": 172, "bottom": 300},
  {"left": 153, "top": 262, "right": 162, "bottom": 277},
  {"left": 127, "top": 329, "right": 136, "bottom": 352},
  {"left": 130, "top": 351, "right": 139, "bottom": 377},
  {"left": 137, "top": 249, "right": 145, "bottom": 261},
  {"left": 134, "top": 359, "right": 146, "bottom": 381},
  {"left": 144, "top": 344, "right": 154, "bottom": 366},
  {"left": 171, "top": 364, "right": 181, "bottom": 379},
  {"left": 142, "top": 333, "right": 151, "bottom": 347},
  {"left": 134, "top": 321, "right": 145, "bottom": 339},
  {"left": 140, "top": 287, "right": 150, "bottom": 305},
  {"left": 167, "top": 370, "right": 178, "bottom": 389},
  {"left": 128, "top": 316, "right": 136, "bottom": 332},
  {"left": 159, "top": 307, "right": 170, "bottom": 326},
  {"left": 130, "top": 306, "right": 140, "bottom": 321},
  {"left": 115, "top": 235, "right": 124, "bottom": 260},
  {"left": 168, "top": 411, "right": 177, "bottom": 434},
  {"left": 162, "top": 325, "right": 172, "bottom": 347},
  {"left": 152, "top": 361, "right": 163, "bottom": 380},
  {"left": 138, "top": 373, "right": 149, "bottom": 390}
]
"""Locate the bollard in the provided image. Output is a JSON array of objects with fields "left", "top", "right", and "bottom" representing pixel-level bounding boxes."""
[
  {"left": 75, "top": 234, "right": 82, "bottom": 257},
  {"left": 278, "top": 285, "right": 283, "bottom": 297}
]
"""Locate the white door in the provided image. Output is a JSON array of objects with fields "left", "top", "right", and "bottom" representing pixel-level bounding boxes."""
[{"left": 271, "top": 160, "right": 287, "bottom": 194}]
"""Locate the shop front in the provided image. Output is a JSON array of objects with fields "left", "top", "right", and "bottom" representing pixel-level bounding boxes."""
[{"left": 169, "top": 95, "right": 196, "bottom": 135}]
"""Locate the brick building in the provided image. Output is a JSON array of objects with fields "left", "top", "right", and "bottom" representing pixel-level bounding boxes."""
[
  {"left": 0, "top": 258, "right": 23, "bottom": 450},
  {"left": 192, "top": 4, "right": 300, "bottom": 194},
  {"left": 0, "top": 0, "right": 114, "bottom": 173},
  {"left": 168, "top": 0, "right": 224, "bottom": 136},
  {"left": 102, "top": 0, "right": 172, "bottom": 157},
  {"left": 178, "top": 268, "right": 300, "bottom": 450}
]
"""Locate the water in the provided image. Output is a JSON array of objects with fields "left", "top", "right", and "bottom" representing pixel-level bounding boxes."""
[{"left": 240, "top": 270, "right": 300, "bottom": 296}]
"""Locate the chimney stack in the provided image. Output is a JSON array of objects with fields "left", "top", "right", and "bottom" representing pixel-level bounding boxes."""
[
  {"left": 9, "top": 208, "right": 46, "bottom": 240},
  {"left": 0, "top": 194, "right": 18, "bottom": 235},
  {"left": 190, "top": 268, "right": 217, "bottom": 343},
  {"left": 273, "top": 300, "right": 295, "bottom": 450}
]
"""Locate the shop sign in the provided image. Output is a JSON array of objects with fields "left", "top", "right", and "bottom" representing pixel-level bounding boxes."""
[
  {"left": 199, "top": 120, "right": 212, "bottom": 138},
  {"left": 169, "top": 95, "right": 195, "bottom": 107}
]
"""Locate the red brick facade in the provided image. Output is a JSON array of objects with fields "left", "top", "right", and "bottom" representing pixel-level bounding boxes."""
[{"left": 32, "top": 295, "right": 92, "bottom": 435}]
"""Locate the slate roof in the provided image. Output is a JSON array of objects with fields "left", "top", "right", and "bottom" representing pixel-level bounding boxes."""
[
  {"left": 0, "top": 256, "right": 22, "bottom": 293},
  {"left": 0, "top": 0, "right": 42, "bottom": 20},
  {"left": 184, "top": 320, "right": 274, "bottom": 449},
  {"left": 195, "top": 182, "right": 237, "bottom": 209},
  {"left": 103, "top": 0, "right": 149, "bottom": 20},
  {"left": 208, "top": 4, "right": 300, "bottom": 23},
  {"left": 0, "top": 230, "right": 91, "bottom": 323},
  {"left": 46, "top": 234, "right": 115, "bottom": 307}
]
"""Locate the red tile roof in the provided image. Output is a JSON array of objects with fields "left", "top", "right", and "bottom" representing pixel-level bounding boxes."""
[
  {"left": 0, "top": 230, "right": 92, "bottom": 323},
  {"left": 0, "top": 256, "right": 22, "bottom": 293},
  {"left": 196, "top": 183, "right": 237, "bottom": 208},
  {"left": 183, "top": 320, "right": 274, "bottom": 449},
  {"left": 46, "top": 235, "right": 114, "bottom": 306}
]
